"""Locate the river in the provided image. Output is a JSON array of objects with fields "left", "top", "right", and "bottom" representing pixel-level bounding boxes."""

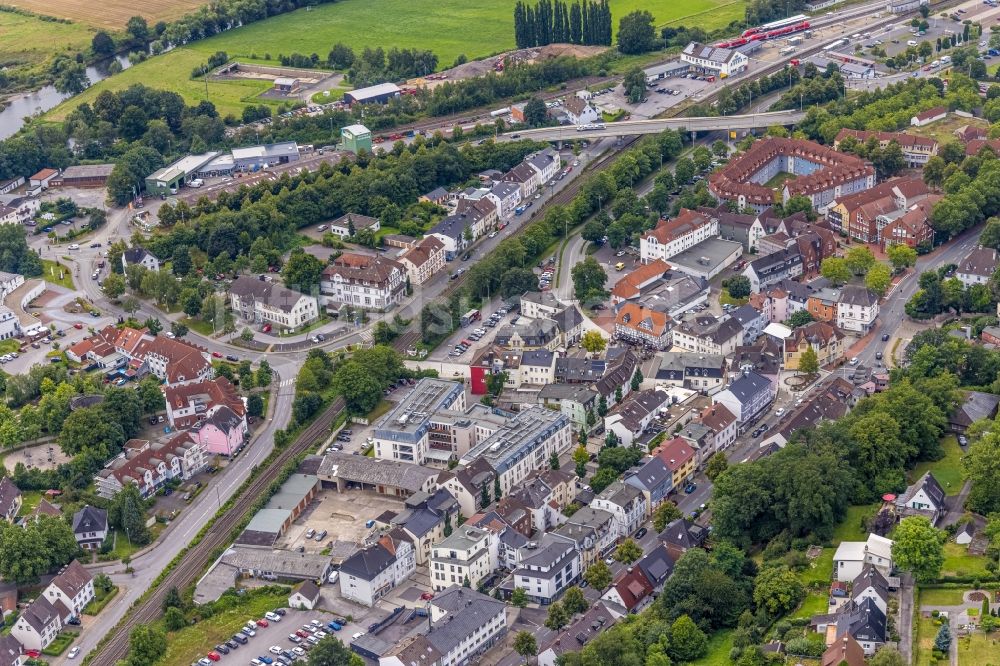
[{"left": 0, "top": 55, "right": 131, "bottom": 139}]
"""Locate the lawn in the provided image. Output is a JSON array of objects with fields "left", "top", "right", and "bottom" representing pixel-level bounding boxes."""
[
  {"left": 791, "top": 590, "right": 831, "bottom": 620},
  {"left": 941, "top": 542, "right": 989, "bottom": 578},
  {"left": 48, "top": 0, "right": 746, "bottom": 119},
  {"left": 691, "top": 629, "right": 734, "bottom": 666},
  {"left": 104, "top": 523, "right": 166, "bottom": 562},
  {"left": 918, "top": 587, "right": 967, "bottom": 606},
  {"left": 160, "top": 589, "right": 289, "bottom": 666},
  {"left": 799, "top": 548, "right": 835, "bottom": 587},
  {"left": 764, "top": 171, "right": 797, "bottom": 189},
  {"left": 17, "top": 490, "right": 43, "bottom": 516},
  {"left": 831, "top": 504, "right": 879, "bottom": 544},
  {"left": 82, "top": 585, "right": 118, "bottom": 615},
  {"left": 914, "top": 613, "right": 941, "bottom": 666},
  {"left": 41, "top": 260, "right": 75, "bottom": 290},
  {"left": 41, "top": 632, "right": 76, "bottom": 656},
  {"left": 957, "top": 632, "right": 1000, "bottom": 664},
  {"left": 0, "top": 339, "right": 19, "bottom": 355},
  {"left": 910, "top": 435, "right": 964, "bottom": 493},
  {"left": 181, "top": 316, "right": 219, "bottom": 337}
]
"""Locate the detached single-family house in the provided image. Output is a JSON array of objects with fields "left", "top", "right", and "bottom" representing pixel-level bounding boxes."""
[
  {"left": 72, "top": 505, "right": 108, "bottom": 551},
  {"left": 11, "top": 596, "right": 62, "bottom": 650},
  {"left": 288, "top": 580, "right": 321, "bottom": 610},
  {"left": 121, "top": 247, "right": 160, "bottom": 273},
  {"left": 949, "top": 391, "right": 1000, "bottom": 433},
  {"left": 895, "top": 471, "right": 946, "bottom": 525}
]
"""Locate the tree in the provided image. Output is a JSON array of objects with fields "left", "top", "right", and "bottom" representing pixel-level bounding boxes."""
[
  {"left": 282, "top": 249, "right": 325, "bottom": 291},
  {"left": 704, "top": 454, "right": 728, "bottom": 481},
  {"left": 865, "top": 263, "right": 892, "bottom": 297},
  {"left": 125, "top": 625, "right": 166, "bottom": 666},
  {"left": 753, "top": 565, "right": 804, "bottom": 616},
  {"left": 571, "top": 257, "right": 608, "bottom": 303},
  {"left": 122, "top": 296, "right": 141, "bottom": 316},
  {"left": 727, "top": 275, "right": 752, "bottom": 299},
  {"left": 480, "top": 483, "right": 491, "bottom": 509},
  {"left": 110, "top": 483, "right": 152, "bottom": 546},
  {"left": 617, "top": 10, "right": 657, "bottom": 54},
  {"left": 669, "top": 615, "right": 708, "bottom": 662},
  {"left": 869, "top": 647, "right": 906, "bottom": 666},
  {"left": 60, "top": 406, "right": 125, "bottom": 456},
  {"left": 125, "top": 16, "right": 149, "bottom": 43},
  {"left": 144, "top": 317, "right": 162, "bottom": 335},
  {"left": 499, "top": 268, "right": 539, "bottom": 299},
  {"left": 580, "top": 330, "right": 607, "bottom": 356},
  {"left": 786, "top": 310, "right": 814, "bottom": 328},
  {"left": 653, "top": 501, "right": 682, "bottom": 531},
  {"left": 615, "top": 538, "right": 643, "bottom": 564},
  {"left": 511, "top": 587, "right": 528, "bottom": 608},
  {"left": 887, "top": 244, "right": 918, "bottom": 272},
  {"left": 164, "top": 606, "right": 186, "bottom": 630},
  {"left": 102, "top": 273, "right": 126, "bottom": 299},
  {"left": 892, "top": 516, "right": 945, "bottom": 583},
  {"left": 820, "top": 257, "right": 851, "bottom": 285},
  {"left": 307, "top": 636, "right": 363, "bottom": 666},
  {"left": 562, "top": 586, "right": 587, "bottom": 615},
  {"left": 573, "top": 445, "right": 589, "bottom": 478},
  {"left": 934, "top": 624, "right": 952, "bottom": 653},
  {"left": 965, "top": 431, "right": 1000, "bottom": 515},
  {"left": 623, "top": 67, "right": 646, "bottom": 103},
  {"left": 247, "top": 393, "right": 265, "bottom": 418},
  {"left": 523, "top": 98, "right": 548, "bottom": 127},
  {"left": 494, "top": 476, "right": 502, "bottom": 501},
  {"left": 798, "top": 346, "right": 820, "bottom": 376},
  {"left": 549, "top": 451, "right": 560, "bottom": 470},
  {"left": 513, "top": 631, "right": 538, "bottom": 663},
  {"left": 545, "top": 601, "right": 570, "bottom": 630},
  {"left": 584, "top": 559, "right": 612, "bottom": 590},
  {"left": 92, "top": 31, "right": 116, "bottom": 57},
  {"left": 256, "top": 359, "right": 273, "bottom": 386},
  {"left": 630, "top": 369, "right": 642, "bottom": 391},
  {"left": 846, "top": 246, "right": 876, "bottom": 275},
  {"left": 332, "top": 361, "right": 382, "bottom": 415}
]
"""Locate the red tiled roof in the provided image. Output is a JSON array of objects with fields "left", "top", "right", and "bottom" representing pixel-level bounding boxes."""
[
  {"left": 642, "top": 209, "right": 712, "bottom": 244},
  {"left": 615, "top": 302, "right": 670, "bottom": 336},
  {"left": 652, "top": 437, "right": 695, "bottom": 471},
  {"left": 611, "top": 259, "right": 671, "bottom": 299}
]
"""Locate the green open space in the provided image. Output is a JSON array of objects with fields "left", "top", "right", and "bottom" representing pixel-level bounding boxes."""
[
  {"left": 799, "top": 548, "right": 834, "bottom": 587},
  {"left": 0, "top": 339, "right": 19, "bottom": 355},
  {"left": 181, "top": 316, "right": 219, "bottom": 337},
  {"left": 41, "top": 632, "right": 76, "bottom": 656},
  {"left": 764, "top": 171, "right": 797, "bottom": 190},
  {"left": 957, "top": 632, "right": 1000, "bottom": 663},
  {"left": 47, "top": 0, "right": 745, "bottom": 119},
  {"left": 791, "top": 590, "right": 831, "bottom": 620},
  {"left": 910, "top": 435, "right": 964, "bottom": 493},
  {"left": 82, "top": 585, "right": 118, "bottom": 615},
  {"left": 41, "top": 260, "right": 75, "bottom": 290},
  {"left": 831, "top": 504, "right": 879, "bottom": 544},
  {"left": 691, "top": 629, "right": 734, "bottom": 666},
  {"left": 941, "top": 542, "right": 989, "bottom": 578},
  {"left": 914, "top": 612, "right": 940, "bottom": 666},
  {"left": 160, "top": 589, "right": 289, "bottom": 666},
  {"left": 918, "top": 586, "right": 967, "bottom": 606},
  {"left": 17, "top": 490, "right": 43, "bottom": 515}
]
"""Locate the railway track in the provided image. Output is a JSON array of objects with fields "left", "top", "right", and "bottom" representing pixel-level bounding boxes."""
[
  {"left": 93, "top": 394, "right": 347, "bottom": 666},
  {"left": 95, "top": 328, "right": 424, "bottom": 665}
]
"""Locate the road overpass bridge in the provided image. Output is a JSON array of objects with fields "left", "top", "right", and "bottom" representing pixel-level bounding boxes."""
[{"left": 506, "top": 109, "right": 806, "bottom": 141}]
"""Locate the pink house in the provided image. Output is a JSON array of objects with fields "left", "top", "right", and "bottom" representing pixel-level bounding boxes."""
[{"left": 190, "top": 405, "right": 248, "bottom": 457}]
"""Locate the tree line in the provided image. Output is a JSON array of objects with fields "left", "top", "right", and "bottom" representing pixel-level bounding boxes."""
[{"left": 513, "top": 0, "right": 612, "bottom": 49}]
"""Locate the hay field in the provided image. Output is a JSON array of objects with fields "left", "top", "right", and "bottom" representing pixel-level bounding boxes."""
[{"left": 7, "top": 0, "right": 207, "bottom": 30}]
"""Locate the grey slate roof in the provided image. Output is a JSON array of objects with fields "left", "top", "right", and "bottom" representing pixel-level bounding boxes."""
[
  {"left": 658, "top": 518, "right": 707, "bottom": 550},
  {"left": 425, "top": 587, "right": 505, "bottom": 655},
  {"left": 72, "top": 505, "right": 107, "bottom": 535},
  {"left": 852, "top": 564, "right": 889, "bottom": 604},
  {"left": 724, "top": 370, "right": 771, "bottom": 406},
  {"left": 898, "top": 471, "right": 946, "bottom": 511},
  {"left": 318, "top": 452, "right": 436, "bottom": 493},
  {"left": 339, "top": 543, "right": 395, "bottom": 581},
  {"left": 636, "top": 543, "right": 674, "bottom": 588}
]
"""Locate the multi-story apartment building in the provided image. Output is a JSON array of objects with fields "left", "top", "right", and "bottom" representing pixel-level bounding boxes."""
[
  {"left": 374, "top": 379, "right": 467, "bottom": 465},
  {"left": 94, "top": 434, "right": 207, "bottom": 499},
  {"left": 837, "top": 285, "right": 880, "bottom": 333},
  {"left": 42, "top": 560, "right": 93, "bottom": 619},
  {"left": 321, "top": 252, "right": 406, "bottom": 312},
  {"left": 431, "top": 525, "right": 496, "bottom": 591},
  {"left": 590, "top": 481, "right": 648, "bottom": 538},
  {"left": 834, "top": 129, "right": 938, "bottom": 167},
  {"left": 640, "top": 209, "right": 718, "bottom": 263},
  {"left": 458, "top": 407, "right": 571, "bottom": 496},
  {"left": 508, "top": 533, "right": 581, "bottom": 605},
  {"left": 671, "top": 315, "right": 743, "bottom": 356},
  {"left": 339, "top": 533, "right": 416, "bottom": 607},
  {"left": 399, "top": 235, "right": 446, "bottom": 286},
  {"left": 712, "top": 370, "right": 775, "bottom": 425}
]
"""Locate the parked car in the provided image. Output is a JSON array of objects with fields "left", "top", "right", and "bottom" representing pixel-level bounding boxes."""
[{"left": 68, "top": 647, "right": 81, "bottom": 659}]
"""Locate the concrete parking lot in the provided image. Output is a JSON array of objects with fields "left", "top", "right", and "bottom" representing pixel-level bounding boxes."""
[{"left": 276, "top": 490, "right": 407, "bottom": 555}]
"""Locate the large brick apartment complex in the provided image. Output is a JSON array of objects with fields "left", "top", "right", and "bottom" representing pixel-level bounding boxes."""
[{"left": 708, "top": 138, "right": 875, "bottom": 213}]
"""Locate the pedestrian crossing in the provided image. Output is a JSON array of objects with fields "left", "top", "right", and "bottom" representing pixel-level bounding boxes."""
[{"left": 279, "top": 378, "right": 295, "bottom": 388}]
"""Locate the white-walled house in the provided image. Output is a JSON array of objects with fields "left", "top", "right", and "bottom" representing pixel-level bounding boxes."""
[
  {"left": 833, "top": 534, "right": 894, "bottom": 582},
  {"left": 43, "top": 560, "right": 94, "bottom": 619}
]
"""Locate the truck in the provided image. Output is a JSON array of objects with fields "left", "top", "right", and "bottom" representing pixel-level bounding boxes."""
[
  {"left": 490, "top": 107, "right": 511, "bottom": 118},
  {"left": 779, "top": 46, "right": 796, "bottom": 55}
]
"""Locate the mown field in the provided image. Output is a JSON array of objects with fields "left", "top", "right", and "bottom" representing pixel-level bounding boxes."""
[
  {"left": 0, "top": 10, "right": 96, "bottom": 68},
  {"left": 8, "top": 0, "right": 208, "bottom": 30},
  {"left": 47, "top": 0, "right": 746, "bottom": 119}
]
